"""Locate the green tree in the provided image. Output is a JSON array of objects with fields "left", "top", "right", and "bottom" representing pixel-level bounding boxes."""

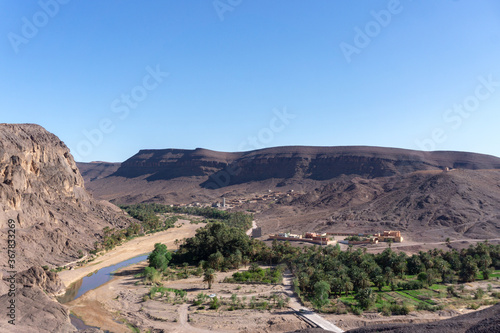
[
  {"left": 417, "top": 272, "right": 428, "bottom": 285},
  {"left": 342, "top": 277, "right": 353, "bottom": 297},
  {"left": 148, "top": 243, "right": 172, "bottom": 271},
  {"left": 482, "top": 267, "right": 493, "bottom": 280},
  {"left": 355, "top": 287, "right": 376, "bottom": 310},
  {"left": 203, "top": 268, "right": 217, "bottom": 289},
  {"left": 208, "top": 251, "right": 225, "bottom": 270},
  {"left": 460, "top": 256, "right": 479, "bottom": 282},
  {"left": 313, "top": 281, "right": 330, "bottom": 309},
  {"left": 373, "top": 275, "right": 386, "bottom": 292}
]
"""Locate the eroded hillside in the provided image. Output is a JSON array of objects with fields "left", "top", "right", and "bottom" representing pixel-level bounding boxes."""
[{"left": 0, "top": 124, "right": 133, "bottom": 272}]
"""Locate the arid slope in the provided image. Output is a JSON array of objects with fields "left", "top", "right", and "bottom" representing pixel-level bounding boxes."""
[{"left": 0, "top": 124, "right": 133, "bottom": 272}]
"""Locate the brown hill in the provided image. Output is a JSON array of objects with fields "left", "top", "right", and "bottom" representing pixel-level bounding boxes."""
[
  {"left": 77, "top": 161, "right": 120, "bottom": 182},
  {"left": 78, "top": 146, "right": 500, "bottom": 241},
  {"left": 110, "top": 146, "right": 500, "bottom": 182},
  {"left": 0, "top": 124, "right": 133, "bottom": 273},
  {"left": 285, "top": 169, "right": 500, "bottom": 241},
  {"left": 78, "top": 146, "right": 500, "bottom": 205}
]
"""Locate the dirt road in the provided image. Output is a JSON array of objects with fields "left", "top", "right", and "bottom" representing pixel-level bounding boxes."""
[
  {"left": 282, "top": 271, "right": 344, "bottom": 333},
  {"left": 365, "top": 238, "right": 500, "bottom": 253},
  {"left": 246, "top": 220, "right": 257, "bottom": 236}
]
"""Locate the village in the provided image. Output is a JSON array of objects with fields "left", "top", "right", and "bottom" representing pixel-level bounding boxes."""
[
  {"left": 268, "top": 230, "right": 404, "bottom": 246},
  {"left": 172, "top": 189, "right": 302, "bottom": 210}
]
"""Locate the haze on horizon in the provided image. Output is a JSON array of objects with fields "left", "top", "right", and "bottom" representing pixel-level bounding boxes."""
[{"left": 1, "top": 1, "right": 499, "bottom": 162}]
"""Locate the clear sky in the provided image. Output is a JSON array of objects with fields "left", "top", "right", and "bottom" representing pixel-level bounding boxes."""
[{"left": 1, "top": 0, "right": 499, "bottom": 162}]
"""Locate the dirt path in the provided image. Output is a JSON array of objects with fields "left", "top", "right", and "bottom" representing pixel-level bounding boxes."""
[
  {"left": 178, "top": 304, "right": 216, "bottom": 333},
  {"left": 246, "top": 220, "right": 257, "bottom": 236},
  {"left": 282, "top": 271, "right": 344, "bottom": 333},
  {"left": 58, "top": 220, "right": 204, "bottom": 287},
  {"left": 365, "top": 238, "right": 500, "bottom": 253}
]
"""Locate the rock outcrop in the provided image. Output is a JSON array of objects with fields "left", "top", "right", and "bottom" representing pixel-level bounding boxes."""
[
  {"left": 16, "top": 266, "right": 65, "bottom": 295},
  {"left": 0, "top": 124, "right": 134, "bottom": 271},
  {"left": 0, "top": 286, "right": 75, "bottom": 333}
]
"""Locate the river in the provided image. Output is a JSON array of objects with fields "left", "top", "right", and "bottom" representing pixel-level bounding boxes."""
[{"left": 57, "top": 253, "right": 150, "bottom": 331}]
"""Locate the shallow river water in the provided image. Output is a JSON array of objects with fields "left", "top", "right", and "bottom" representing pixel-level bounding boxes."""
[{"left": 57, "top": 253, "right": 150, "bottom": 331}]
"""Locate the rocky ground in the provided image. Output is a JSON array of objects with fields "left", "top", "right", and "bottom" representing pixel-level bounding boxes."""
[
  {"left": 0, "top": 124, "right": 135, "bottom": 273},
  {"left": 68, "top": 262, "right": 310, "bottom": 332}
]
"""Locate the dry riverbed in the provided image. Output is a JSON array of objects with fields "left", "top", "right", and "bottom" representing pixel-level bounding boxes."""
[
  {"left": 58, "top": 219, "right": 203, "bottom": 288},
  {"left": 67, "top": 262, "right": 310, "bottom": 332}
]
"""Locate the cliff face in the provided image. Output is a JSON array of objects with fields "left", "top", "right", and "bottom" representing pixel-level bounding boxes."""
[
  {"left": 0, "top": 124, "right": 132, "bottom": 272},
  {"left": 110, "top": 146, "right": 500, "bottom": 186},
  {"left": 78, "top": 145, "right": 500, "bottom": 207}
]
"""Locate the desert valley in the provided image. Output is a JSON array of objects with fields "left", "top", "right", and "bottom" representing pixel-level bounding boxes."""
[{"left": 1, "top": 123, "right": 499, "bottom": 333}]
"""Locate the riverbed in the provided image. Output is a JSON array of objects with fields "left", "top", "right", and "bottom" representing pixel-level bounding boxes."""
[{"left": 58, "top": 253, "right": 149, "bottom": 304}]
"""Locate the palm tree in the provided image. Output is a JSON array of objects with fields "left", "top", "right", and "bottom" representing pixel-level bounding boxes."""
[
  {"left": 342, "top": 277, "right": 353, "bottom": 297},
  {"left": 242, "top": 256, "right": 250, "bottom": 268},
  {"left": 203, "top": 268, "right": 216, "bottom": 289}
]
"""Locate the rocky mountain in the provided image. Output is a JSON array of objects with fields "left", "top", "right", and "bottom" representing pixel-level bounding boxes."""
[
  {"left": 78, "top": 146, "right": 500, "bottom": 241},
  {"left": 288, "top": 169, "right": 500, "bottom": 241},
  {"left": 101, "top": 146, "right": 500, "bottom": 182},
  {"left": 0, "top": 124, "right": 133, "bottom": 272},
  {"left": 79, "top": 145, "right": 500, "bottom": 203}
]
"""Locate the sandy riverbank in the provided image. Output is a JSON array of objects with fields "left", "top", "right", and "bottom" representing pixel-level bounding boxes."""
[
  {"left": 58, "top": 220, "right": 204, "bottom": 288},
  {"left": 67, "top": 262, "right": 309, "bottom": 333}
]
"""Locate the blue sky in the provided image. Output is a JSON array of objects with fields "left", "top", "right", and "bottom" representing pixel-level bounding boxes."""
[{"left": 1, "top": 0, "right": 499, "bottom": 162}]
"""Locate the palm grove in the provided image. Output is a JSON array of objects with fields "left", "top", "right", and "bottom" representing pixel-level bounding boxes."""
[{"left": 128, "top": 204, "right": 500, "bottom": 312}]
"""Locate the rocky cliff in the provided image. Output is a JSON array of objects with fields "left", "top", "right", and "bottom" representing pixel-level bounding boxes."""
[
  {"left": 0, "top": 124, "right": 133, "bottom": 272},
  {"left": 0, "top": 266, "right": 76, "bottom": 332},
  {"left": 111, "top": 146, "right": 500, "bottom": 184},
  {"left": 79, "top": 146, "right": 500, "bottom": 205}
]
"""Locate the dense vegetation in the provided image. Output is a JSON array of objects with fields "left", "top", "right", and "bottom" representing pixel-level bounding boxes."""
[
  {"left": 121, "top": 203, "right": 253, "bottom": 230},
  {"left": 172, "top": 220, "right": 263, "bottom": 267},
  {"left": 92, "top": 203, "right": 252, "bottom": 253},
  {"left": 224, "top": 263, "right": 284, "bottom": 284},
  {"left": 127, "top": 204, "right": 500, "bottom": 314},
  {"left": 265, "top": 240, "right": 500, "bottom": 310},
  {"left": 92, "top": 207, "right": 178, "bottom": 252},
  {"left": 135, "top": 205, "right": 259, "bottom": 287}
]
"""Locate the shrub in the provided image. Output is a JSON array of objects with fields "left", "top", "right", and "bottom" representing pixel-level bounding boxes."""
[
  {"left": 474, "top": 288, "right": 484, "bottom": 300},
  {"left": 398, "top": 280, "right": 423, "bottom": 290},
  {"left": 351, "top": 306, "right": 363, "bottom": 315},
  {"left": 416, "top": 302, "right": 431, "bottom": 311},
  {"left": 144, "top": 267, "right": 162, "bottom": 285},
  {"left": 381, "top": 304, "right": 391, "bottom": 316},
  {"left": 469, "top": 303, "right": 480, "bottom": 310},
  {"left": 390, "top": 303, "right": 411, "bottom": 315},
  {"left": 209, "top": 296, "right": 221, "bottom": 310},
  {"left": 400, "top": 304, "right": 411, "bottom": 315}
]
